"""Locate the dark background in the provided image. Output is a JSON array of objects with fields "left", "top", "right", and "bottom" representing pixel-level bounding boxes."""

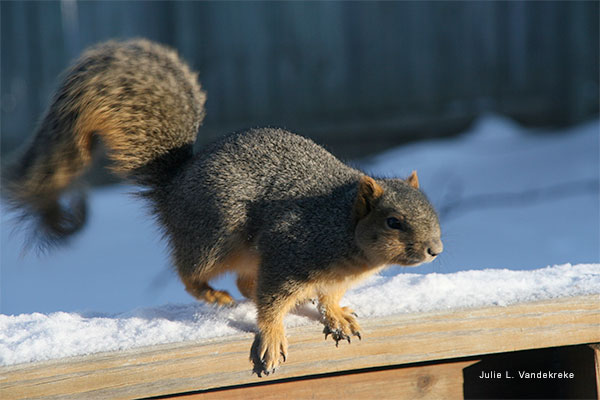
[{"left": 2, "top": 1, "right": 599, "bottom": 163}]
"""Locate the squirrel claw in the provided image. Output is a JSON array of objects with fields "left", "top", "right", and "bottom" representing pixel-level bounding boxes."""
[
  {"left": 323, "top": 325, "right": 353, "bottom": 347},
  {"left": 250, "top": 333, "right": 287, "bottom": 378},
  {"left": 252, "top": 361, "right": 275, "bottom": 378},
  {"left": 252, "top": 362, "right": 266, "bottom": 378}
]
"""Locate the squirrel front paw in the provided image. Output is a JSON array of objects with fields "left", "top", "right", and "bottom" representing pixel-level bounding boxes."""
[
  {"left": 321, "top": 306, "right": 362, "bottom": 347},
  {"left": 250, "top": 330, "right": 288, "bottom": 377}
]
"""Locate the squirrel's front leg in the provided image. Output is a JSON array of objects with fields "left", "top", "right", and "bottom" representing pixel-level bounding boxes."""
[
  {"left": 250, "top": 282, "right": 298, "bottom": 376},
  {"left": 318, "top": 287, "right": 362, "bottom": 346}
]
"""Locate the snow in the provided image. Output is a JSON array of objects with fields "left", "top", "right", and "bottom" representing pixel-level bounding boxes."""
[
  {"left": 1, "top": 115, "right": 599, "bottom": 366},
  {"left": 1, "top": 263, "right": 598, "bottom": 366}
]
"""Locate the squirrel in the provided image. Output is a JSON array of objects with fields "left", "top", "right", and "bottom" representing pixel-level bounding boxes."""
[{"left": 2, "top": 39, "right": 443, "bottom": 376}]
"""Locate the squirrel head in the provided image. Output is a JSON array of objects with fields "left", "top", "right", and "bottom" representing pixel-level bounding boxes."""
[{"left": 353, "top": 172, "right": 443, "bottom": 267}]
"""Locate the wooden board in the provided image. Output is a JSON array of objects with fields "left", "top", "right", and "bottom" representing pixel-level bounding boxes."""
[
  {"left": 591, "top": 344, "right": 600, "bottom": 400},
  {"left": 175, "top": 360, "right": 479, "bottom": 400},
  {"left": 1, "top": 295, "right": 598, "bottom": 400}
]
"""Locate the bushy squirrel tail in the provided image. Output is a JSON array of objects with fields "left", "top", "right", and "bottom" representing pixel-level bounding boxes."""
[{"left": 1, "top": 39, "right": 206, "bottom": 248}]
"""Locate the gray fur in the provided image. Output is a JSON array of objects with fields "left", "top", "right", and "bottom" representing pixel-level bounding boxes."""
[{"left": 152, "top": 128, "right": 362, "bottom": 282}]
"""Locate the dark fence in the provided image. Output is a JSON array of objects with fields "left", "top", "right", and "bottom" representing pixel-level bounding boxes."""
[{"left": 2, "top": 1, "right": 598, "bottom": 158}]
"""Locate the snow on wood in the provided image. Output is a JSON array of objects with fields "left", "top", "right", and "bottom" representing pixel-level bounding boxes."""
[
  {"left": 0, "top": 263, "right": 598, "bottom": 366},
  {"left": 1, "top": 295, "right": 597, "bottom": 400}
]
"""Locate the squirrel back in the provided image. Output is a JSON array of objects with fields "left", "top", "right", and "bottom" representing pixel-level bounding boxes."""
[{"left": 2, "top": 39, "right": 205, "bottom": 246}]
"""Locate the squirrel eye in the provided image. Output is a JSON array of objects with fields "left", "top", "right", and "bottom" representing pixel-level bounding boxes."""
[{"left": 386, "top": 217, "right": 406, "bottom": 231}]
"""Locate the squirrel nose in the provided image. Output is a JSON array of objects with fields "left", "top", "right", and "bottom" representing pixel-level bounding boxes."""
[
  {"left": 427, "top": 248, "right": 440, "bottom": 257},
  {"left": 426, "top": 239, "right": 443, "bottom": 258}
]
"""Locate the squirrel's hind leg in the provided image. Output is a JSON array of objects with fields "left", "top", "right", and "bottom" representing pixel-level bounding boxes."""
[
  {"left": 180, "top": 276, "right": 235, "bottom": 307},
  {"left": 179, "top": 245, "right": 260, "bottom": 306},
  {"left": 229, "top": 246, "right": 260, "bottom": 301},
  {"left": 236, "top": 273, "right": 256, "bottom": 301}
]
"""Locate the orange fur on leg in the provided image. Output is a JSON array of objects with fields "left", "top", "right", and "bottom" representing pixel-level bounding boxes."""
[{"left": 250, "top": 290, "right": 303, "bottom": 375}]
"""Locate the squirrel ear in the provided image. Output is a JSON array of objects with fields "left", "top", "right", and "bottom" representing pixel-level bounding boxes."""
[
  {"left": 406, "top": 170, "right": 419, "bottom": 189},
  {"left": 353, "top": 176, "right": 384, "bottom": 221}
]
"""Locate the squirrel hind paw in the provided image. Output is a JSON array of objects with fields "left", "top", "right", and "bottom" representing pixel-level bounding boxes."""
[
  {"left": 205, "top": 290, "right": 236, "bottom": 307},
  {"left": 182, "top": 279, "right": 236, "bottom": 306}
]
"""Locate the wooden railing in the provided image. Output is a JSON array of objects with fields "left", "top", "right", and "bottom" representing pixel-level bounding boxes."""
[{"left": 1, "top": 294, "right": 598, "bottom": 399}]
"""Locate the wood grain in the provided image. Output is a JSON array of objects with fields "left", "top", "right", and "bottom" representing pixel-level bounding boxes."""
[
  {"left": 175, "top": 360, "right": 478, "bottom": 400},
  {"left": 1, "top": 295, "right": 598, "bottom": 400}
]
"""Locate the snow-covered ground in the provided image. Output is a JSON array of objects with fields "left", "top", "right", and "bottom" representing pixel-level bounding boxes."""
[{"left": 1, "top": 115, "right": 599, "bottom": 366}]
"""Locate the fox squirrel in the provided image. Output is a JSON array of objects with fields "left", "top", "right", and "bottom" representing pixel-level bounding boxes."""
[{"left": 3, "top": 39, "right": 443, "bottom": 376}]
